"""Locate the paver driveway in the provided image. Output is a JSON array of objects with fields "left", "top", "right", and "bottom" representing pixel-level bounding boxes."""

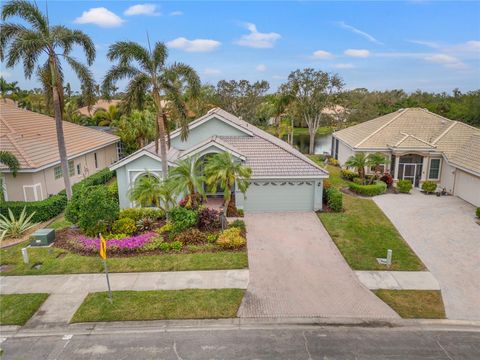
[
  {"left": 374, "top": 191, "right": 480, "bottom": 320},
  {"left": 238, "top": 212, "right": 398, "bottom": 319}
]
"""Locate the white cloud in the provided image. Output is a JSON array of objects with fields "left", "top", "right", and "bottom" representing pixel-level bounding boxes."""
[
  {"left": 408, "top": 39, "right": 440, "bottom": 49},
  {"left": 204, "top": 68, "right": 221, "bottom": 76},
  {"left": 236, "top": 23, "right": 281, "bottom": 48},
  {"left": 312, "top": 50, "right": 333, "bottom": 59},
  {"left": 333, "top": 63, "right": 355, "bottom": 69},
  {"left": 344, "top": 49, "right": 370, "bottom": 58},
  {"left": 256, "top": 64, "right": 267, "bottom": 72},
  {"left": 124, "top": 4, "right": 160, "bottom": 16},
  {"left": 337, "top": 21, "right": 383, "bottom": 45},
  {"left": 0, "top": 71, "right": 11, "bottom": 78},
  {"left": 169, "top": 11, "right": 183, "bottom": 16},
  {"left": 167, "top": 37, "right": 221, "bottom": 52},
  {"left": 74, "top": 7, "right": 124, "bottom": 28},
  {"left": 424, "top": 54, "right": 466, "bottom": 69}
]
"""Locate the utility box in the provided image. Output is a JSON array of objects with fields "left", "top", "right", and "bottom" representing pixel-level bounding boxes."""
[{"left": 30, "top": 228, "right": 55, "bottom": 247}]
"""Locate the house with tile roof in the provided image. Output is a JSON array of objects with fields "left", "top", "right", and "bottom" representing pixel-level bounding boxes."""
[
  {"left": 111, "top": 108, "right": 329, "bottom": 211},
  {"left": 0, "top": 102, "right": 120, "bottom": 201},
  {"left": 332, "top": 108, "right": 480, "bottom": 206}
]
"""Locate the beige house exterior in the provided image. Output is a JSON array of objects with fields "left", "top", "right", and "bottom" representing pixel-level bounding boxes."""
[
  {"left": 1, "top": 102, "right": 120, "bottom": 201},
  {"left": 332, "top": 108, "right": 480, "bottom": 207}
]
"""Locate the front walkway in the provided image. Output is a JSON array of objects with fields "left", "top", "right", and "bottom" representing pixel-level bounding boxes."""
[
  {"left": 374, "top": 191, "right": 480, "bottom": 320},
  {"left": 238, "top": 212, "right": 399, "bottom": 319},
  {"left": 355, "top": 271, "right": 440, "bottom": 290},
  {"left": 0, "top": 269, "right": 249, "bottom": 325}
]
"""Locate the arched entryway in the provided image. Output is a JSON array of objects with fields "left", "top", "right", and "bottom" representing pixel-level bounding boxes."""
[{"left": 397, "top": 154, "right": 423, "bottom": 187}]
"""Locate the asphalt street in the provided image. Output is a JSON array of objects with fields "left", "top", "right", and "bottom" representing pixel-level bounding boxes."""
[{"left": 1, "top": 325, "right": 480, "bottom": 359}]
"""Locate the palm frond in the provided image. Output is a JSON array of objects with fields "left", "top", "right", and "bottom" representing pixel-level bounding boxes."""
[
  {"left": 153, "top": 42, "right": 168, "bottom": 70},
  {"left": 0, "top": 151, "right": 20, "bottom": 176},
  {"left": 107, "top": 41, "right": 151, "bottom": 71},
  {"left": 1, "top": 0, "right": 48, "bottom": 34}
]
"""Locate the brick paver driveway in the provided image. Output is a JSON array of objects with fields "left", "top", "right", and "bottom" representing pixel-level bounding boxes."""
[
  {"left": 238, "top": 212, "right": 398, "bottom": 319},
  {"left": 374, "top": 191, "right": 480, "bottom": 320}
]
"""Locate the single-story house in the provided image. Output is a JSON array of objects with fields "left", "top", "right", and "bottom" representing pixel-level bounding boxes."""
[
  {"left": 332, "top": 108, "right": 480, "bottom": 206},
  {"left": 0, "top": 101, "right": 120, "bottom": 201},
  {"left": 111, "top": 108, "right": 328, "bottom": 212}
]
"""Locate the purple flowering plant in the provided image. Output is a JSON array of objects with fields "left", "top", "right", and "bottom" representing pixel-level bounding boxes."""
[{"left": 69, "top": 232, "right": 157, "bottom": 254}]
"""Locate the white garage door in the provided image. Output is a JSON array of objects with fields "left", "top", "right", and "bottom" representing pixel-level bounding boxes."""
[
  {"left": 244, "top": 181, "right": 315, "bottom": 212},
  {"left": 455, "top": 170, "right": 480, "bottom": 207}
]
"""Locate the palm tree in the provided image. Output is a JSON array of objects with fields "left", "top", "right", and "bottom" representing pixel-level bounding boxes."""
[
  {"left": 1, "top": 0, "right": 96, "bottom": 199},
  {"left": 102, "top": 40, "right": 200, "bottom": 177},
  {"left": 93, "top": 104, "right": 120, "bottom": 126},
  {"left": 169, "top": 157, "right": 205, "bottom": 208},
  {"left": 0, "top": 151, "right": 19, "bottom": 201},
  {"left": 345, "top": 152, "right": 368, "bottom": 181},
  {"left": 128, "top": 173, "right": 162, "bottom": 207},
  {"left": 0, "top": 77, "right": 19, "bottom": 102},
  {"left": 204, "top": 152, "right": 252, "bottom": 216}
]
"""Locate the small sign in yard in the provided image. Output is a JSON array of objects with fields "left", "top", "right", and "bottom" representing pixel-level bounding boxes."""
[{"left": 377, "top": 249, "right": 392, "bottom": 267}]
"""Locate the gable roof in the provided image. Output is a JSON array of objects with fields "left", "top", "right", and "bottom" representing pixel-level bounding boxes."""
[
  {"left": 111, "top": 108, "right": 328, "bottom": 178},
  {"left": 334, "top": 108, "right": 480, "bottom": 175},
  {"left": 1, "top": 102, "right": 119, "bottom": 171}
]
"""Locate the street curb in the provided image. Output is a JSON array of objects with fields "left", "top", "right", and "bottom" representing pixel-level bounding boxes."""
[{"left": 2, "top": 317, "right": 480, "bottom": 338}]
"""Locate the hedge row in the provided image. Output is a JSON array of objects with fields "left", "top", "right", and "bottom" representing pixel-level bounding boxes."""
[
  {"left": 324, "top": 187, "right": 343, "bottom": 212},
  {"left": 348, "top": 181, "right": 387, "bottom": 197},
  {"left": 0, "top": 169, "right": 115, "bottom": 223}
]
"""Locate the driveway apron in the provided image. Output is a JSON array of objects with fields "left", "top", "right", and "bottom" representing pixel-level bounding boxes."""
[{"left": 238, "top": 212, "right": 398, "bottom": 319}]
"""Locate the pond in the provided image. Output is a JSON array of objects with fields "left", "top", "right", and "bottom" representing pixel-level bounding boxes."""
[{"left": 290, "top": 133, "right": 332, "bottom": 155}]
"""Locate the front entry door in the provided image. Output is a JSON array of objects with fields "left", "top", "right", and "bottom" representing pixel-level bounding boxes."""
[{"left": 401, "top": 163, "right": 421, "bottom": 187}]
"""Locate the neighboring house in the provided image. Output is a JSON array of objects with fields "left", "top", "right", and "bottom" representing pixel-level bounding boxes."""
[
  {"left": 332, "top": 108, "right": 480, "bottom": 206},
  {"left": 78, "top": 99, "right": 122, "bottom": 117},
  {"left": 111, "top": 108, "right": 328, "bottom": 212},
  {"left": 0, "top": 102, "right": 120, "bottom": 201}
]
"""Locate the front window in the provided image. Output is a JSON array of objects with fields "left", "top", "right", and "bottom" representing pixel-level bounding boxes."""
[
  {"left": 54, "top": 165, "right": 62, "bottom": 179},
  {"left": 428, "top": 159, "right": 441, "bottom": 180},
  {"left": 94, "top": 152, "right": 98, "bottom": 168},
  {"left": 68, "top": 160, "right": 75, "bottom": 176}
]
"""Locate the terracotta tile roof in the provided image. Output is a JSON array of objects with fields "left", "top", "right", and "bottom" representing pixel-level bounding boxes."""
[
  {"left": 78, "top": 99, "right": 121, "bottom": 116},
  {"left": 0, "top": 102, "right": 119, "bottom": 170},
  {"left": 334, "top": 108, "right": 480, "bottom": 175}
]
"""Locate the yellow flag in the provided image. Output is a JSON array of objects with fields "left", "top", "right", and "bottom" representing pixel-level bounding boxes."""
[{"left": 99, "top": 234, "right": 107, "bottom": 260}]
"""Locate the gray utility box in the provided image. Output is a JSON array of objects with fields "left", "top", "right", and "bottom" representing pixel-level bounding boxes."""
[{"left": 30, "top": 228, "right": 55, "bottom": 247}]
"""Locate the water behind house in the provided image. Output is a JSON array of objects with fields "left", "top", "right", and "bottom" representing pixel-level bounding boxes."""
[{"left": 290, "top": 133, "right": 332, "bottom": 155}]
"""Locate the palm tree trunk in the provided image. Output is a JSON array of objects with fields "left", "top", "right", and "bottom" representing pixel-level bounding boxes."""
[
  {"left": 156, "top": 113, "right": 169, "bottom": 178},
  {"left": 52, "top": 86, "right": 72, "bottom": 199}
]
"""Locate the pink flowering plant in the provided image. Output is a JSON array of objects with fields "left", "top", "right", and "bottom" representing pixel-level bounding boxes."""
[{"left": 68, "top": 232, "right": 157, "bottom": 254}]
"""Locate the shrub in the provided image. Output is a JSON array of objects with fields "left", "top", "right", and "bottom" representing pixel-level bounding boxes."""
[
  {"left": 198, "top": 207, "right": 221, "bottom": 232},
  {"left": 380, "top": 173, "right": 394, "bottom": 188},
  {"left": 168, "top": 207, "right": 198, "bottom": 236},
  {"left": 322, "top": 180, "right": 332, "bottom": 202},
  {"left": 0, "top": 207, "right": 38, "bottom": 240},
  {"left": 107, "top": 181, "right": 119, "bottom": 201},
  {"left": 340, "top": 169, "right": 358, "bottom": 181},
  {"left": 105, "top": 233, "right": 127, "bottom": 240},
  {"left": 156, "top": 222, "right": 173, "bottom": 235},
  {"left": 159, "top": 240, "right": 183, "bottom": 252},
  {"left": 324, "top": 187, "right": 343, "bottom": 212},
  {"left": 476, "top": 208, "right": 480, "bottom": 218},
  {"left": 0, "top": 193, "right": 67, "bottom": 223},
  {"left": 422, "top": 181, "right": 437, "bottom": 194},
  {"left": 348, "top": 181, "right": 387, "bottom": 196},
  {"left": 77, "top": 186, "right": 119, "bottom": 236},
  {"left": 174, "top": 228, "right": 207, "bottom": 245},
  {"left": 136, "top": 217, "right": 156, "bottom": 232},
  {"left": 72, "top": 168, "right": 115, "bottom": 193},
  {"left": 206, "top": 232, "right": 219, "bottom": 243},
  {"left": 217, "top": 227, "right": 246, "bottom": 249},
  {"left": 353, "top": 177, "right": 363, "bottom": 185},
  {"left": 119, "top": 208, "right": 165, "bottom": 222},
  {"left": 112, "top": 218, "right": 136, "bottom": 236},
  {"left": 237, "top": 209, "right": 244, "bottom": 217},
  {"left": 397, "top": 180, "right": 413, "bottom": 194},
  {"left": 228, "top": 219, "right": 246, "bottom": 234},
  {"left": 327, "top": 157, "right": 339, "bottom": 166},
  {"left": 141, "top": 236, "right": 164, "bottom": 251}
]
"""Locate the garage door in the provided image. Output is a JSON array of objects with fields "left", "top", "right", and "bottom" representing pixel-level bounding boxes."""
[
  {"left": 244, "top": 181, "right": 315, "bottom": 212},
  {"left": 455, "top": 170, "right": 480, "bottom": 207}
]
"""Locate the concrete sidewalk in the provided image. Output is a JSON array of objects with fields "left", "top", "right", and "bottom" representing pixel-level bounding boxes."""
[
  {"left": 355, "top": 271, "right": 440, "bottom": 290},
  {"left": 0, "top": 269, "right": 249, "bottom": 325}
]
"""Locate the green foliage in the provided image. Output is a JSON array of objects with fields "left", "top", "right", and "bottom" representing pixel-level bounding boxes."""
[
  {"left": 156, "top": 222, "right": 173, "bottom": 235},
  {"left": 217, "top": 228, "right": 246, "bottom": 249},
  {"left": 174, "top": 228, "right": 207, "bottom": 245},
  {"left": 168, "top": 207, "right": 198, "bottom": 236},
  {"left": 77, "top": 186, "right": 119, "bottom": 236},
  {"left": 340, "top": 169, "right": 358, "bottom": 181},
  {"left": 113, "top": 110, "right": 156, "bottom": 155},
  {"left": 128, "top": 173, "right": 162, "bottom": 207},
  {"left": 206, "top": 232, "right": 219, "bottom": 243},
  {"left": 112, "top": 218, "right": 136, "bottom": 236},
  {"left": 141, "top": 236, "right": 164, "bottom": 251},
  {"left": 159, "top": 241, "right": 183, "bottom": 253},
  {"left": 348, "top": 181, "right": 387, "bottom": 196},
  {"left": 397, "top": 180, "right": 413, "bottom": 194},
  {"left": 227, "top": 219, "right": 246, "bottom": 233},
  {"left": 0, "top": 193, "right": 67, "bottom": 223},
  {"left": 105, "top": 233, "right": 128, "bottom": 240},
  {"left": 0, "top": 151, "right": 19, "bottom": 176},
  {"left": 324, "top": 187, "right": 343, "bottom": 212},
  {"left": 421, "top": 181, "right": 437, "bottom": 194},
  {"left": 476, "top": 208, "right": 480, "bottom": 218},
  {"left": 0, "top": 207, "right": 38, "bottom": 240},
  {"left": 169, "top": 157, "right": 205, "bottom": 208},
  {"left": 236, "top": 209, "right": 244, "bottom": 217},
  {"left": 119, "top": 208, "right": 165, "bottom": 222}
]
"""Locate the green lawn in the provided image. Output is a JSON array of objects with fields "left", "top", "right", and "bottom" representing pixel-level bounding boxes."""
[
  {"left": 47, "top": 216, "right": 72, "bottom": 230},
  {"left": 71, "top": 289, "right": 245, "bottom": 323},
  {"left": 0, "top": 293, "right": 49, "bottom": 325},
  {"left": 0, "top": 241, "right": 248, "bottom": 275},
  {"left": 375, "top": 290, "right": 446, "bottom": 319}
]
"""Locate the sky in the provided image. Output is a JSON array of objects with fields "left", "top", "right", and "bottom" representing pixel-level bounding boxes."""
[{"left": 1, "top": 0, "right": 479, "bottom": 93}]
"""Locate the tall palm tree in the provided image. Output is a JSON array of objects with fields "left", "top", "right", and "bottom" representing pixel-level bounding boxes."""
[
  {"left": 169, "top": 157, "right": 205, "bottom": 208},
  {"left": 0, "top": 77, "right": 19, "bottom": 102},
  {"left": 1, "top": 0, "right": 96, "bottom": 199},
  {"left": 102, "top": 40, "right": 200, "bottom": 177},
  {"left": 204, "top": 152, "right": 252, "bottom": 216},
  {"left": 345, "top": 152, "right": 368, "bottom": 181}
]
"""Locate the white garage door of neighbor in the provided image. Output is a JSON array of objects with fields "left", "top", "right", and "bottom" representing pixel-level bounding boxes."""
[
  {"left": 455, "top": 170, "right": 480, "bottom": 207},
  {"left": 244, "top": 181, "right": 315, "bottom": 212}
]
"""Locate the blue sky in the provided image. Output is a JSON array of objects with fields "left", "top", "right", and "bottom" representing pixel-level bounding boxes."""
[{"left": 1, "top": 1, "right": 479, "bottom": 93}]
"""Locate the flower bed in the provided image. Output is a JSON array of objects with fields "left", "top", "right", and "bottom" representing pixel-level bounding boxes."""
[{"left": 70, "top": 232, "right": 157, "bottom": 254}]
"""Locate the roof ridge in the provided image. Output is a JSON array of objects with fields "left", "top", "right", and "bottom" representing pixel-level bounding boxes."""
[
  {"left": 432, "top": 121, "right": 458, "bottom": 144},
  {"left": 355, "top": 108, "right": 408, "bottom": 148},
  {"left": 405, "top": 133, "right": 436, "bottom": 147},
  {"left": 394, "top": 133, "right": 409, "bottom": 147}
]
